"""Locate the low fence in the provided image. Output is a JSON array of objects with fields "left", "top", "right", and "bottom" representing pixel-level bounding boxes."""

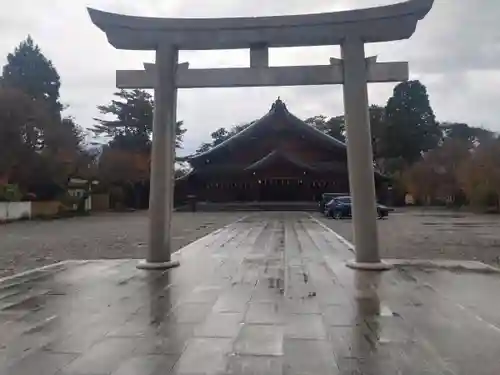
[
  {"left": 0, "top": 201, "right": 61, "bottom": 221},
  {"left": 91, "top": 194, "right": 110, "bottom": 211},
  {"left": 1, "top": 194, "right": 112, "bottom": 223},
  {"left": 31, "top": 201, "right": 60, "bottom": 218},
  {"left": 0, "top": 202, "right": 31, "bottom": 221}
]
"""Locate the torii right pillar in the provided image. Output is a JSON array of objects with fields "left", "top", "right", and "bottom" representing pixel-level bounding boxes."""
[{"left": 342, "top": 37, "right": 392, "bottom": 271}]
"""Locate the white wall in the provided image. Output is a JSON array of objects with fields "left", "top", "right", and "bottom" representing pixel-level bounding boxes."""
[{"left": 0, "top": 202, "right": 31, "bottom": 221}]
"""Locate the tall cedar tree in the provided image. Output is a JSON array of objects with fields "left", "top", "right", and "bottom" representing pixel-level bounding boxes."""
[
  {"left": 1, "top": 36, "right": 82, "bottom": 153},
  {"left": 1, "top": 36, "right": 63, "bottom": 121},
  {"left": 0, "top": 88, "right": 50, "bottom": 177},
  {"left": 384, "top": 80, "right": 441, "bottom": 165},
  {"left": 1, "top": 37, "right": 86, "bottom": 194}
]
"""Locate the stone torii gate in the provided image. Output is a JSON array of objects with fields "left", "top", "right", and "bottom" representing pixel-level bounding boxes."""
[{"left": 88, "top": 0, "right": 434, "bottom": 271}]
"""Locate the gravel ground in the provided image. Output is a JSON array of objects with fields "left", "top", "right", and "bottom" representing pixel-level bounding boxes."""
[
  {"left": 315, "top": 208, "right": 500, "bottom": 267},
  {"left": 0, "top": 211, "right": 246, "bottom": 278}
]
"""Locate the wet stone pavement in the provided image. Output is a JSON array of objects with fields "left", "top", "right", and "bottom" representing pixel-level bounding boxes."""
[{"left": 1, "top": 212, "right": 500, "bottom": 374}]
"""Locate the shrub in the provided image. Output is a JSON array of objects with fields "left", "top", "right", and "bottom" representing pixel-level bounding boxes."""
[
  {"left": 0, "top": 184, "right": 23, "bottom": 202},
  {"left": 457, "top": 141, "right": 500, "bottom": 212}
]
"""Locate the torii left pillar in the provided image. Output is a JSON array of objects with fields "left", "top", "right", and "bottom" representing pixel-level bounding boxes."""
[
  {"left": 137, "top": 44, "right": 180, "bottom": 270},
  {"left": 341, "top": 38, "right": 391, "bottom": 271}
]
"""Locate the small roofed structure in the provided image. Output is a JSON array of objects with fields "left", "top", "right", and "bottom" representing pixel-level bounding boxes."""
[{"left": 176, "top": 99, "right": 388, "bottom": 203}]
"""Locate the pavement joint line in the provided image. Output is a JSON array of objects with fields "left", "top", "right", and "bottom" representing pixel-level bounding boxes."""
[
  {"left": 307, "top": 214, "right": 355, "bottom": 253},
  {"left": 411, "top": 270, "right": 500, "bottom": 335},
  {"left": 171, "top": 214, "right": 251, "bottom": 255},
  {"left": 386, "top": 259, "right": 500, "bottom": 272},
  {"left": 453, "top": 299, "right": 500, "bottom": 334},
  {"left": 0, "top": 260, "right": 87, "bottom": 284}
]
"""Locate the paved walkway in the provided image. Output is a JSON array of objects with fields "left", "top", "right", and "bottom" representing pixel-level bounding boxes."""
[{"left": 1, "top": 213, "right": 500, "bottom": 374}]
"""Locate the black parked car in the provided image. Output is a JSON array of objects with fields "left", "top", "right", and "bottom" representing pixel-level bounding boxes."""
[
  {"left": 318, "top": 192, "right": 349, "bottom": 213},
  {"left": 324, "top": 196, "right": 393, "bottom": 219}
]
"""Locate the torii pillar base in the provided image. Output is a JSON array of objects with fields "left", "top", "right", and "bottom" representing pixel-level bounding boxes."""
[
  {"left": 346, "top": 260, "right": 393, "bottom": 271},
  {"left": 137, "top": 260, "right": 180, "bottom": 271}
]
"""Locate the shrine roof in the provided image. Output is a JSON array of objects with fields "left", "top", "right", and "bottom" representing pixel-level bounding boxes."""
[
  {"left": 245, "top": 150, "right": 316, "bottom": 172},
  {"left": 189, "top": 98, "right": 346, "bottom": 162}
]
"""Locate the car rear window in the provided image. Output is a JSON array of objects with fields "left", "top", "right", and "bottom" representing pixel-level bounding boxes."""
[{"left": 337, "top": 197, "right": 351, "bottom": 204}]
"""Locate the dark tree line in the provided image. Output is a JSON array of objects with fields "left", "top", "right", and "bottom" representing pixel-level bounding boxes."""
[
  {"left": 0, "top": 36, "right": 89, "bottom": 201},
  {"left": 0, "top": 35, "right": 188, "bottom": 207},
  {"left": 196, "top": 123, "right": 252, "bottom": 153}
]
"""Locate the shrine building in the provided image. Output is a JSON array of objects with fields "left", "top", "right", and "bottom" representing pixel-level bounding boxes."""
[{"left": 176, "top": 99, "right": 388, "bottom": 202}]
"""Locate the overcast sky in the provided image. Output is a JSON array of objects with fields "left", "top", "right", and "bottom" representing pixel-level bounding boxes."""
[{"left": 1, "top": 0, "right": 498, "bottom": 155}]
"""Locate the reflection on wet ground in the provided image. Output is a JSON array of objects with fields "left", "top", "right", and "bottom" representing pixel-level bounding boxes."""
[{"left": 1, "top": 212, "right": 500, "bottom": 374}]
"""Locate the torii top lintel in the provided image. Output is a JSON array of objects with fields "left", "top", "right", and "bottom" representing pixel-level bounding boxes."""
[{"left": 88, "top": 0, "right": 433, "bottom": 51}]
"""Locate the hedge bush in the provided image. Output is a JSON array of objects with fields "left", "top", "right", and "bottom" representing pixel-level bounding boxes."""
[{"left": 0, "top": 184, "right": 23, "bottom": 202}]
